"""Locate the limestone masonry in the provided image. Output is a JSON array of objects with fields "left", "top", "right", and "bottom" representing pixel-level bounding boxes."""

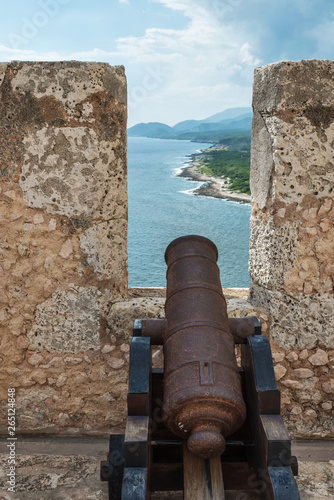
[
  {"left": 0, "top": 61, "right": 128, "bottom": 434},
  {"left": 249, "top": 60, "right": 334, "bottom": 438}
]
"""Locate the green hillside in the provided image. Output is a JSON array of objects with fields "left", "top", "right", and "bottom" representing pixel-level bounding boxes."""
[
  {"left": 195, "top": 133, "right": 251, "bottom": 195},
  {"left": 180, "top": 130, "right": 251, "bottom": 149}
]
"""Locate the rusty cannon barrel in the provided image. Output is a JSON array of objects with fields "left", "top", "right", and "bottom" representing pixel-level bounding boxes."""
[{"left": 163, "top": 235, "right": 246, "bottom": 459}]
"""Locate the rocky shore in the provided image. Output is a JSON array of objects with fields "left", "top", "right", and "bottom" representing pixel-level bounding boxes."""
[{"left": 178, "top": 159, "right": 251, "bottom": 203}]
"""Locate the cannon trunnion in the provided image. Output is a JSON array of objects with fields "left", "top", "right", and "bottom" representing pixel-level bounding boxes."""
[{"left": 101, "top": 236, "right": 300, "bottom": 499}]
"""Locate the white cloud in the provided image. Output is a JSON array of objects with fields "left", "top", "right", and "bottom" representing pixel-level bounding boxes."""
[
  {"left": 0, "top": 0, "right": 260, "bottom": 125},
  {"left": 154, "top": 0, "right": 242, "bottom": 20},
  {"left": 108, "top": 0, "right": 260, "bottom": 123},
  {"left": 240, "top": 43, "right": 261, "bottom": 66},
  {"left": 155, "top": 0, "right": 192, "bottom": 13},
  {"left": 0, "top": 44, "right": 62, "bottom": 60}
]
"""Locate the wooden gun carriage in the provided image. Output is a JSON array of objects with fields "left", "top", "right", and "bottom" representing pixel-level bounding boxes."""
[{"left": 101, "top": 236, "right": 300, "bottom": 499}]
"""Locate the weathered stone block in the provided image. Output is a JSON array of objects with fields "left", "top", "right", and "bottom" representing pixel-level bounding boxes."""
[
  {"left": 309, "top": 349, "right": 329, "bottom": 366},
  {"left": 250, "top": 284, "right": 334, "bottom": 349},
  {"left": 27, "top": 286, "right": 104, "bottom": 353},
  {"left": 250, "top": 60, "right": 334, "bottom": 313},
  {"left": 107, "top": 297, "right": 166, "bottom": 343},
  {"left": 249, "top": 60, "right": 334, "bottom": 439},
  {"left": 0, "top": 454, "right": 107, "bottom": 498},
  {"left": 249, "top": 217, "right": 299, "bottom": 289},
  {"left": 0, "top": 61, "right": 127, "bottom": 434}
]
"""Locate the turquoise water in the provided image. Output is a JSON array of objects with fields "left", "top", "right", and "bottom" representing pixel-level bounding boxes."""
[{"left": 127, "top": 136, "right": 251, "bottom": 288}]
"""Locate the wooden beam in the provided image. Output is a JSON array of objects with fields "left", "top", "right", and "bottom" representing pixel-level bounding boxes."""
[
  {"left": 127, "top": 337, "right": 151, "bottom": 416},
  {"left": 124, "top": 416, "right": 150, "bottom": 468},
  {"left": 106, "top": 434, "right": 125, "bottom": 500},
  {"left": 259, "top": 415, "right": 291, "bottom": 468},
  {"left": 267, "top": 466, "right": 300, "bottom": 499},
  {"left": 183, "top": 444, "right": 225, "bottom": 500},
  {"left": 122, "top": 468, "right": 148, "bottom": 500},
  {"left": 241, "top": 336, "right": 281, "bottom": 415},
  {"left": 150, "top": 461, "right": 260, "bottom": 492}
]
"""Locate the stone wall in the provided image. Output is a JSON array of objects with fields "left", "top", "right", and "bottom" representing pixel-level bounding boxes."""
[
  {"left": 249, "top": 60, "right": 334, "bottom": 438},
  {"left": 1, "top": 59, "right": 333, "bottom": 442},
  {"left": 0, "top": 61, "right": 128, "bottom": 434}
]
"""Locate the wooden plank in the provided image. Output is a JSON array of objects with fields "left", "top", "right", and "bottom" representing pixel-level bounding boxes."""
[
  {"left": 249, "top": 336, "right": 277, "bottom": 392},
  {"left": 127, "top": 393, "right": 150, "bottom": 417},
  {"left": 150, "top": 461, "right": 260, "bottom": 492},
  {"left": 107, "top": 434, "right": 125, "bottom": 500},
  {"left": 261, "top": 415, "right": 290, "bottom": 443},
  {"left": 151, "top": 369, "right": 164, "bottom": 422},
  {"left": 124, "top": 416, "right": 150, "bottom": 468},
  {"left": 151, "top": 370, "right": 177, "bottom": 441},
  {"left": 133, "top": 319, "right": 143, "bottom": 336},
  {"left": 241, "top": 336, "right": 280, "bottom": 415},
  {"left": 263, "top": 467, "right": 300, "bottom": 500},
  {"left": 290, "top": 456, "right": 298, "bottom": 476},
  {"left": 241, "top": 336, "right": 285, "bottom": 473},
  {"left": 249, "top": 336, "right": 280, "bottom": 414},
  {"left": 183, "top": 443, "right": 225, "bottom": 500},
  {"left": 221, "top": 462, "right": 259, "bottom": 492},
  {"left": 151, "top": 463, "right": 184, "bottom": 492},
  {"left": 259, "top": 415, "right": 292, "bottom": 468},
  {"left": 151, "top": 439, "right": 253, "bottom": 465},
  {"left": 252, "top": 316, "right": 262, "bottom": 335},
  {"left": 128, "top": 337, "right": 151, "bottom": 416},
  {"left": 122, "top": 467, "right": 148, "bottom": 500},
  {"left": 128, "top": 337, "right": 151, "bottom": 393}
]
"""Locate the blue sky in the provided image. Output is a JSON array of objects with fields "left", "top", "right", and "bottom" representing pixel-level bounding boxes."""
[{"left": 1, "top": 0, "right": 333, "bottom": 126}]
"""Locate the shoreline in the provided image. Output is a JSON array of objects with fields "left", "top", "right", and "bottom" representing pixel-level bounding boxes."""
[{"left": 178, "top": 159, "right": 251, "bottom": 204}]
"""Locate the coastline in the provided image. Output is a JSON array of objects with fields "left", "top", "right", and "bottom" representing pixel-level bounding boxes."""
[{"left": 178, "top": 157, "right": 251, "bottom": 204}]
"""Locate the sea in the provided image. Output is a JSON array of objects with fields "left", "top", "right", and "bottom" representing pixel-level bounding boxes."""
[{"left": 127, "top": 136, "right": 251, "bottom": 288}]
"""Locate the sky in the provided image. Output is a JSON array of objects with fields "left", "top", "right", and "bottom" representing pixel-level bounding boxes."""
[{"left": 0, "top": 0, "right": 333, "bottom": 127}]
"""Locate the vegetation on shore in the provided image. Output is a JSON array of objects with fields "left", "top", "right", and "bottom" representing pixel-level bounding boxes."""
[
  {"left": 194, "top": 131, "right": 251, "bottom": 195},
  {"left": 180, "top": 129, "right": 251, "bottom": 148}
]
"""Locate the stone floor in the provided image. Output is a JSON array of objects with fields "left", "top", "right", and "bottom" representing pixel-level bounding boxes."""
[{"left": 0, "top": 437, "right": 333, "bottom": 499}]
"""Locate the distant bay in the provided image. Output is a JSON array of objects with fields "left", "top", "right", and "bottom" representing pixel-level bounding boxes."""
[{"left": 127, "top": 136, "right": 251, "bottom": 288}]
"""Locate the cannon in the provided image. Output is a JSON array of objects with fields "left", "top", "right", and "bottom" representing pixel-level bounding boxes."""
[
  {"left": 101, "top": 235, "right": 300, "bottom": 499},
  {"left": 163, "top": 235, "right": 246, "bottom": 459}
]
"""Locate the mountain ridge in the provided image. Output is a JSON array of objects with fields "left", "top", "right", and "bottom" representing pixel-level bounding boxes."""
[{"left": 128, "top": 107, "right": 252, "bottom": 141}]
